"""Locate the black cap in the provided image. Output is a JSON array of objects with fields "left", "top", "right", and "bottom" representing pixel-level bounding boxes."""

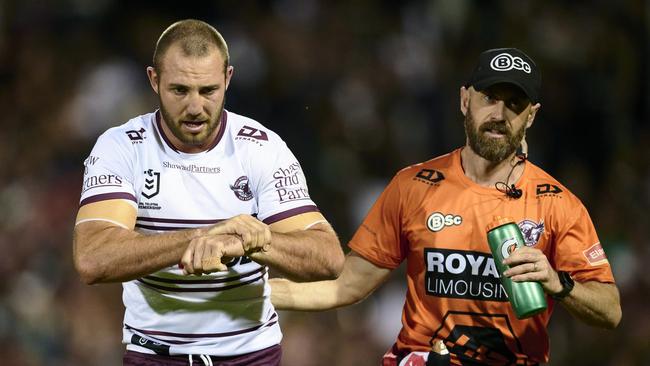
[{"left": 466, "top": 48, "right": 541, "bottom": 103}]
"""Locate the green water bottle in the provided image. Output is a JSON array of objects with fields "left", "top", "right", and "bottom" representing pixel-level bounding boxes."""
[{"left": 486, "top": 216, "right": 547, "bottom": 319}]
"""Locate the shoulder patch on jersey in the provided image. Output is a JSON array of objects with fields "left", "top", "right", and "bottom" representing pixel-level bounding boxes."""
[
  {"left": 272, "top": 162, "right": 311, "bottom": 203},
  {"left": 125, "top": 127, "right": 147, "bottom": 144},
  {"left": 235, "top": 125, "right": 268, "bottom": 146},
  {"left": 583, "top": 243, "right": 608, "bottom": 266},
  {"left": 535, "top": 183, "right": 563, "bottom": 197},
  {"left": 414, "top": 168, "right": 445, "bottom": 186}
]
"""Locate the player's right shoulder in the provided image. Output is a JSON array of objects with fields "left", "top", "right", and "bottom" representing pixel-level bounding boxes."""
[
  {"left": 393, "top": 152, "right": 454, "bottom": 188},
  {"left": 93, "top": 112, "right": 154, "bottom": 149}
]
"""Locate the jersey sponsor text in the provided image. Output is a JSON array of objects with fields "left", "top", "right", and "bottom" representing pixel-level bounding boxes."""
[
  {"left": 273, "top": 162, "right": 310, "bottom": 203},
  {"left": 425, "top": 248, "right": 507, "bottom": 301}
]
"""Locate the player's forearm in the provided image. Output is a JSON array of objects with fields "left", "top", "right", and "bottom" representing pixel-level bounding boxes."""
[
  {"left": 249, "top": 223, "right": 344, "bottom": 281},
  {"left": 73, "top": 221, "right": 205, "bottom": 284},
  {"left": 270, "top": 278, "right": 351, "bottom": 311},
  {"left": 559, "top": 281, "right": 621, "bottom": 329},
  {"left": 270, "top": 251, "right": 393, "bottom": 310}
]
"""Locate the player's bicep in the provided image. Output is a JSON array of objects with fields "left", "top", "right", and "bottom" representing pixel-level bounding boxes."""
[
  {"left": 268, "top": 211, "right": 329, "bottom": 233},
  {"left": 75, "top": 199, "right": 138, "bottom": 229}
]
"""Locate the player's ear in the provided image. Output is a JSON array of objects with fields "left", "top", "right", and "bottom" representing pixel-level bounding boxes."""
[
  {"left": 460, "top": 86, "right": 470, "bottom": 116},
  {"left": 224, "top": 65, "right": 234, "bottom": 90},
  {"left": 526, "top": 102, "right": 541, "bottom": 128},
  {"left": 147, "top": 66, "right": 160, "bottom": 94}
]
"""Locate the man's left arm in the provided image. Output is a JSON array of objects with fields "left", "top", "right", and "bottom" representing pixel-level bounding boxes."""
[
  {"left": 557, "top": 280, "right": 620, "bottom": 328},
  {"left": 503, "top": 247, "right": 622, "bottom": 329}
]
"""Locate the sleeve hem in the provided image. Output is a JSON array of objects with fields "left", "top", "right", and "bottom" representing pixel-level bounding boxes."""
[
  {"left": 349, "top": 242, "right": 401, "bottom": 270},
  {"left": 80, "top": 192, "right": 137, "bottom": 207},
  {"left": 261, "top": 205, "right": 319, "bottom": 224}
]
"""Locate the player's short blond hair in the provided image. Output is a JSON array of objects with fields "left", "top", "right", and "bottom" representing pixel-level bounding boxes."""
[{"left": 153, "top": 19, "right": 229, "bottom": 73}]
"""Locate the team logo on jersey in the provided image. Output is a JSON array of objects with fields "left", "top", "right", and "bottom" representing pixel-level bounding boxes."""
[
  {"left": 230, "top": 176, "right": 253, "bottom": 201},
  {"left": 517, "top": 219, "right": 545, "bottom": 246},
  {"left": 424, "top": 248, "right": 506, "bottom": 302},
  {"left": 126, "top": 128, "right": 146, "bottom": 143},
  {"left": 536, "top": 183, "right": 562, "bottom": 196},
  {"left": 426, "top": 212, "right": 462, "bottom": 232},
  {"left": 414, "top": 169, "right": 445, "bottom": 186},
  {"left": 142, "top": 169, "right": 160, "bottom": 199}
]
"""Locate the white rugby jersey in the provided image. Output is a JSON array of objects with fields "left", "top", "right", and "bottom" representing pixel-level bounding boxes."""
[{"left": 78, "top": 110, "right": 319, "bottom": 356}]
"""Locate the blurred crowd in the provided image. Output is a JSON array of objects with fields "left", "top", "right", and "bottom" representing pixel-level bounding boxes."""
[{"left": 0, "top": 0, "right": 648, "bottom": 365}]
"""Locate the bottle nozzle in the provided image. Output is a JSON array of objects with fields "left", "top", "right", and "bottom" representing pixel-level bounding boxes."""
[{"left": 431, "top": 340, "right": 449, "bottom": 355}]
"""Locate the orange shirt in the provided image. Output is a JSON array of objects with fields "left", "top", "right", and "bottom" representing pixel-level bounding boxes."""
[{"left": 349, "top": 149, "right": 614, "bottom": 365}]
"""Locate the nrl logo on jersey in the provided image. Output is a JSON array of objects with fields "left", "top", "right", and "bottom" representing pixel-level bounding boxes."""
[
  {"left": 230, "top": 176, "right": 253, "bottom": 201},
  {"left": 142, "top": 169, "right": 160, "bottom": 199},
  {"left": 126, "top": 128, "right": 146, "bottom": 144},
  {"left": 517, "top": 219, "right": 544, "bottom": 246}
]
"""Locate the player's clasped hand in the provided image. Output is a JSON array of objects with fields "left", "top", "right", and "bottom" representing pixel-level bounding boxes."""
[
  {"left": 502, "top": 246, "right": 563, "bottom": 295},
  {"left": 207, "top": 214, "right": 272, "bottom": 254},
  {"left": 181, "top": 235, "right": 244, "bottom": 275}
]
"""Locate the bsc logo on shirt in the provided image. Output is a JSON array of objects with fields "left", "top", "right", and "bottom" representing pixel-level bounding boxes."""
[{"left": 426, "top": 212, "right": 462, "bottom": 232}]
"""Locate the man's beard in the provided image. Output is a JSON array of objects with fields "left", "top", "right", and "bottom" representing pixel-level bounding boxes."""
[
  {"left": 464, "top": 108, "right": 526, "bottom": 163},
  {"left": 159, "top": 97, "right": 225, "bottom": 147}
]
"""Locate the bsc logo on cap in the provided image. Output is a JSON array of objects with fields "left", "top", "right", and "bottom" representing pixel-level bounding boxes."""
[{"left": 490, "top": 53, "right": 532, "bottom": 74}]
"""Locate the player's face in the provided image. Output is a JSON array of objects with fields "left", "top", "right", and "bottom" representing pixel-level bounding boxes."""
[
  {"left": 463, "top": 84, "right": 533, "bottom": 163},
  {"left": 148, "top": 44, "right": 233, "bottom": 153}
]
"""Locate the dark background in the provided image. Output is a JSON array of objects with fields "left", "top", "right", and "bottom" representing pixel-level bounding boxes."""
[{"left": 0, "top": 0, "right": 648, "bottom": 365}]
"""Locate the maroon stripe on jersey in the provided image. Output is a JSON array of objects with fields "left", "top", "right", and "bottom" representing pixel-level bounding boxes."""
[
  {"left": 79, "top": 192, "right": 137, "bottom": 207},
  {"left": 137, "top": 272, "right": 265, "bottom": 292},
  {"left": 207, "top": 110, "right": 228, "bottom": 152},
  {"left": 125, "top": 313, "right": 278, "bottom": 339},
  {"left": 155, "top": 110, "right": 228, "bottom": 153},
  {"left": 136, "top": 217, "right": 225, "bottom": 224},
  {"left": 262, "top": 205, "right": 320, "bottom": 224},
  {"left": 142, "top": 267, "right": 265, "bottom": 284},
  {"left": 135, "top": 223, "right": 193, "bottom": 231},
  {"left": 155, "top": 111, "right": 178, "bottom": 153}
]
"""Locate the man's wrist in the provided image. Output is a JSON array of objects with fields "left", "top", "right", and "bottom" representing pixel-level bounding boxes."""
[{"left": 551, "top": 271, "right": 575, "bottom": 300}]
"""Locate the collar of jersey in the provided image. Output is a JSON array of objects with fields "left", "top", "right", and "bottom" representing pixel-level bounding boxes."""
[
  {"left": 154, "top": 109, "right": 228, "bottom": 157},
  {"left": 451, "top": 148, "right": 529, "bottom": 196}
]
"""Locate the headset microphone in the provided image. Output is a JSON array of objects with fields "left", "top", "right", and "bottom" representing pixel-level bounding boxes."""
[
  {"left": 506, "top": 184, "right": 523, "bottom": 199},
  {"left": 496, "top": 149, "right": 527, "bottom": 199}
]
